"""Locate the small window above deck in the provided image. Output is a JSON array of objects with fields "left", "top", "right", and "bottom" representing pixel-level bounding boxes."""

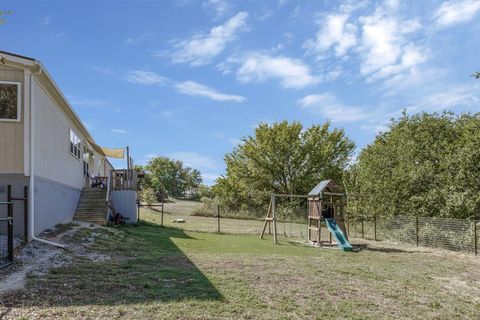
[
  {"left": 0, "top": 81, "right": 21, "bottom": 122},
  {"left": 70, "top": 129, "right": 81, "bottom": 160}
]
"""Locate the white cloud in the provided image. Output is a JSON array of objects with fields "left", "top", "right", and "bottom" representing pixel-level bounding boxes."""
[
  {"left": 50, "top": 31, "right": 66, "bottom": 39},
  {"left": 111, "top": 129, "right": 129, "bottom": 134},
  {"left": 125, "top": 71, "right": 169, "bottom": 85},
  {"left": 304, "top": 13, "right": 357, "bottom": 57},
  {"left": 360, "top": 123, "right": 390, "bottom": 134},
  {"left": 174, "top": 81, "right": 245, "bottom": 102},
  {"left": 170, "top": 12, "right": 248, "bottom": 66},
  {"left": 202, "top": 172, "right": 220, "bottom": 185},
  {"left": 41, "top": 17, "right": 51, "bottom": 26},
  {"left": 408, "top": 84, "right": 480, "bottom": 112},
  {"left": 298, "top": 93, "right": 369, "bottom": 122},
  {"left": 91, "top": 66, "right": 112, "bottom": 75},
  {"left": 228, "top": 138, "right": 242, "bottom": 146},
  {"left": 305, "top": 1, "right": 429, "bottom": 85},
  {"left": 124, "top": 32, "right": 156, "bottom": 45},
  {"left": 146, "top": 154, "right": 159, "bottom": 160},
  {"left": 159, "top": 110, "right": 176, "bottom": 118},
  {"left": 234, "top": 52, "right": 320, "bottom": 89},
  {"left": 69, "top": 97, "right": 117, "bottom": 110},
  {"left": 125, "top": 71, "right": 244, "bottom": 102},
  {"left": 358, "top": 5, "right": 425, "bottom": 80},
  {"left": 203, "top": 0, "right": 231, "bottom": 18},
  {"left": 381, "top": 66, "right": 446, "bottom": 95},
  {"left": 434, "top": 0, "right": 480, "bottom": 28},
  {"left": 168, "top": 152, "right": 219, "bottom": 171}
]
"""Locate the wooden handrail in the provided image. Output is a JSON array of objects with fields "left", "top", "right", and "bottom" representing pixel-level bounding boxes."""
[
  {"left": 105, "top": 171, "right": 112, "bottom": 221},
  {"left": 110, "top": 169, "right": 138, "bottom": 191}
]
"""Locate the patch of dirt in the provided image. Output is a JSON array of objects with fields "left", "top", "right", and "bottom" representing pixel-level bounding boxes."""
[
  {"left": 0, "top": 242, "right": 66, "bottom": 294},
  {"left": 0, "top": 223, "right": 115, "bottom": 296}
]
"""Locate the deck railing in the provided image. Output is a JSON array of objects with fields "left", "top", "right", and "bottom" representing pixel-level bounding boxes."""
[
  {"left": 84, "top": 176, "right": 109, "bottom": 190},
  {"left": 110, "top": 169, "right": 138, "bottom": 191}
]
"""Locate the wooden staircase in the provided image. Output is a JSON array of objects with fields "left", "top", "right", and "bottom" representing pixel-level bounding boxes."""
[{"left": 74, "top": 189, "right": 108, "bottom": 225}]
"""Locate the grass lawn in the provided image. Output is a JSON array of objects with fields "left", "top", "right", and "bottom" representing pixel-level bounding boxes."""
[
  {"left": 145, "top": 198, "right": 307, "bottom": 237},
  {"left": 1, "top": 201, "right": 480, "bottom": 319}
]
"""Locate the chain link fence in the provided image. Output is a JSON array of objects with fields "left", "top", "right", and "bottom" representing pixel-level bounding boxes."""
[
  {"left": 140, "top": 198, "right": 310, "bottom": 239},
  {"left": 140, "top": 199, "right": 479, "bottom": 256},
  {"left": 347, "top": 215, "right": 479, "bottom": 255}
]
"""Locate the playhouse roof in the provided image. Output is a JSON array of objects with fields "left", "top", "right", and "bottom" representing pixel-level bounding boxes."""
[{"left": 308, "top": 180, "right": 344, "bottom": 196}]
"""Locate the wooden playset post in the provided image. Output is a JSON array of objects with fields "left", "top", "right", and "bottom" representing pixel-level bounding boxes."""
[
  {"left": 272, "top": 195, "right": 277, "bottom": 244},
  {"left": 260, "top": 199, "right": 272, "bottom": 239},
  {"left": 329, "top": 194, "right": 333, "bottom": 244},
  {"left": 319, "top": 199, "right": 322, "bottom": 244}
]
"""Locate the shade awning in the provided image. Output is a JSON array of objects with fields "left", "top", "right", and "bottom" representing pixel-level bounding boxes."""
[
  {"left": 101, "top": 147, "right": 125, "bottom": 159},
  {"left": 87, "top": 140, "right": 125, "bottom": 159}
]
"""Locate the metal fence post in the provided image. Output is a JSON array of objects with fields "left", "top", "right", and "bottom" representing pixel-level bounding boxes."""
[
  {"left": 7, "top": 185, "right": 13, "bottom": 262},
  {"left": 24, "top": 186, "right": 28, "bottom": 242},
  {"left": 361, "top": 218, "right": 364, "bottom": 238},
  {"left": 137, "top": 200, "right": 140, "bottom": 222},
  {"left": 415, "top": 216, "right": 419, "bottom": 247},
  {"left": 374, "top": 214, "right": 377, "bottom": 241},
  {"left": 217, "top": 204, "right": 220, "bottom": 233},
  {"left": 161, "top": 200, "right": 164, "bottom": 227},
  {"left": 474, "top": 220, "right": 477, "bottom": 256}
]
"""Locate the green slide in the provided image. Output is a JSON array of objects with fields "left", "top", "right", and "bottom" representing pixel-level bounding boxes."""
[{"left": 324, "top": 218, "right": 353, "bottom": 252}]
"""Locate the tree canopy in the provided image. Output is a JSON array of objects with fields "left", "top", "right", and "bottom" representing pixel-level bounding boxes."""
[
  {"left": 346, "top": 112, "right": 480, "bottom": 219},
  {"left": 144, "top": 156, "right": 202, "bottom": 198},
  {"left": 213, "top": 121, "right": 355, "bottom": 209}
]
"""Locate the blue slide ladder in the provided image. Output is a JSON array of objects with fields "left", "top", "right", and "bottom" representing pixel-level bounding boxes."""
[{"left": 324, "top": 218, "right": 353, "bottom": 251}]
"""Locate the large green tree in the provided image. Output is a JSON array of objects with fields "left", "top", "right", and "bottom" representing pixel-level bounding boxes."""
[
  {"left": 347, "top": 112, "right": 480, "bottom": 219},
  {"left": 213, "top": 121, "right": 355, "bottom": 209},
  {"left": 145, "top": 157, "right": 203, "bottom": 197}
]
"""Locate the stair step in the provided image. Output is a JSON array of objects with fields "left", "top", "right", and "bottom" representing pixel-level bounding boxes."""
[
  {"left": 79, "top": 196, "right": 107, "bottom": 199},
  {"left": 76, "top": 204, "right": 108, "bottom": 209},
  {"left": 75, "top": 212, "right": 107, "bottom": 216},
  {"left": 75, "top": 216, "right": 107, "bottom": 219},
  {"left": 74, "top": 219, "right": 106, "bottom": 222},
  {"left": 76, "top": 207, "right": 108, "bottom": 211},
  {"left": 74, "top": 219, "right": 106, "bottom": 226},
  {"left": 75, "top": 187, "right": 110, "bottom": 227}
]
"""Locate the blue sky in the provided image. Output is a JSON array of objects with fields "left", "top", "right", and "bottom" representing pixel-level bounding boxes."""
[{"left": 1, "top": 0, "right": 479, "bottom": 184}]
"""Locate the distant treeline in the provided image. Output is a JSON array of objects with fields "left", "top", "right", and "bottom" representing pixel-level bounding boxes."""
[
  {"left": 345, "top": 112, "right": 480, "bottom": 219},
  {"left": 210, "top": 112, "right": 480, "bottom": 220}
]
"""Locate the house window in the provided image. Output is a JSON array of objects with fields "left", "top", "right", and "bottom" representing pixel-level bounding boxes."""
[
  {"left": 69, "top": 129, "right": 81, "bottom": 160},
  {"left": 0, "top": 81, "right": 21, "bottom": 122},
  {"left": 83, "top": 144, "right": 89, "bottom": 176}
]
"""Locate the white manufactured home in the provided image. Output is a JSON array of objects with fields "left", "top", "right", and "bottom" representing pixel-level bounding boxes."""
[{"left": 0, "top": 51, "right": 138, "bottom": 242}]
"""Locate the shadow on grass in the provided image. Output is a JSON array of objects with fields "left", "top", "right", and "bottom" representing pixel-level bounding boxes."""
[
  {"left": 1, "top": 222, "right": 223, "bottom": 308},
  {"left": 357, "top": 243, "right": 419, "bottom": 253}
]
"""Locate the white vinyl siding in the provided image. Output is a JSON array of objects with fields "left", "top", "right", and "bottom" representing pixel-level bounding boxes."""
[
  {"left": 0, "top": 66, "right": 24, "bottom": 174},
  {"left": 33, "top": 79, "right": 85, "bottom": 189}
]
